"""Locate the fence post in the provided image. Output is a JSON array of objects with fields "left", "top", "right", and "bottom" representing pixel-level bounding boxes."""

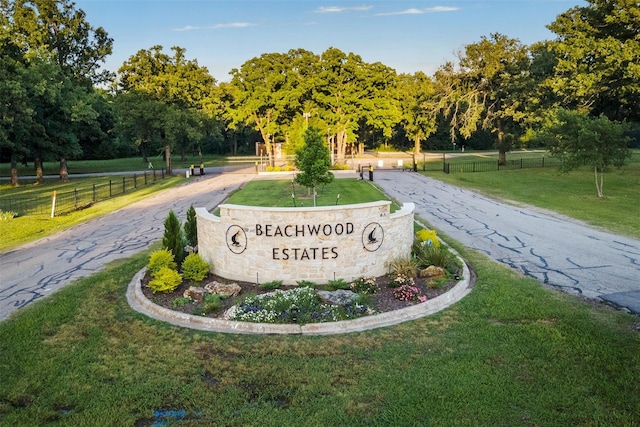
[
  {"left": 144, "top": 171, "right": 148, "bottom": 185},
  {"left": 93, "top": 184, "right": 96, "bottom": 202},
  {"left": 51, "top": 191, "right": 57, "bottom": 218},
  {"left": 109, "top": 180, "right": 112, "bottom": 197},
  {"left": 134, "top": 173, "right": 137, "bottom": 189},
  {"left": 162, "top": 168, "right": 165, "bottom": 179},
  {"left": 123, "top": 177, "right": 126, "bottom": 194},
  {"left": 74, "top": 188, "right": 78, "bottom": 210},
  {"left": 542, "top": 156, "right": 545, "bottom": 168},
  {"left": 521, "top": 158, "right": 523, "bottom": 169}
]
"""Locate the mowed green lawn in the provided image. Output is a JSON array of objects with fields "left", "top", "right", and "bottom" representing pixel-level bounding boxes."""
[
  {"left": 224, "top": 178, "right": 397, "bottom": 209},
  {"left": 426, "top": 151, "right": 640, "bottom": 239},
  {"left": 0, "top": 240, "right": 638, "bottom": 426},
  {"left": 0, "top": 175, "right": 185, "bottom": 252}
]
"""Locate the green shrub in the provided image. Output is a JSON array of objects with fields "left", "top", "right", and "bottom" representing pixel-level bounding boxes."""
[
  {"left": 184, "top": 205, "right": 198, "bottom": 247},
  {"left": 181, "top": 253, "right": 210, "bottom": 282},
  {"left": 148, "top": 249, "right": 177, "bottom": 275},
  {"left": 163, "top": 210, "right": 184, "bottom": 265},
  {"left": 148, "top": 266, "right": 182, "bottom": 293},
  {"left": 413, "top": 243, "right": 453, "bottom": 268},
  {"left": 296, "top": 280, "right": 316, "bottom": 288},
  {"left": 390, "top": 256, "right": 418, "bottom": 276},
  {"left": 172, "top": 296, "right": 192, "bottom": 308},
  {"left": 415, "top": 229, "right": 440, "bottom": 248},
  {"left": 198, "top": 294, "right": 223, "bottom": 315},
  {"left": 259, "top": 280, "right": 283, "bottom": 291},
  {"left": 326, "top": 278, "right": 350, "bottom": 291}
]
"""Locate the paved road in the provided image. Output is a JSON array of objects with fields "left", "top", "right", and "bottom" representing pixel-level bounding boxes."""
[
  {"left": 2, "top": 168, "right": 639, "bottom": 321},
  {"left": 374, "top": 171, "right": 640, "bottom": 313},
  {"left": 0, "top": 168, "right": 255, "bottom": 321}
]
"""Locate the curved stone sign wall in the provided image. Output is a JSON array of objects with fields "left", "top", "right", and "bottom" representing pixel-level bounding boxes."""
[{"left": 196, "top": 201, "right": 414, "bottom": 285}]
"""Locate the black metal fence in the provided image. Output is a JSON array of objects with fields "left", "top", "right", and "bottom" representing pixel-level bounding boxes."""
[
  {"left": 442, "top": 156, "right": 562, "bottom": 174},
  {"left": 0, "top": 169, "right": 166, "bottom": 217}
]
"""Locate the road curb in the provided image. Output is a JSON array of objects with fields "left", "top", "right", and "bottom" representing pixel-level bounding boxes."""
[{"left": 126, "top": 250, "right": 472, "bottom": 335}]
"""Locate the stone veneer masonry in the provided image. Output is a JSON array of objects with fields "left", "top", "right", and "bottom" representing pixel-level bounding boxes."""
[{"left": 196, "top": 201, "right": 415, "bottom": 285}]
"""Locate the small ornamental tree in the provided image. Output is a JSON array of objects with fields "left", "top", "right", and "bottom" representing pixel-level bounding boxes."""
[
  {"left": 163, "top": 210, "right": 184, "bottom": 265},
  {"left": 184, "top": 205, "right": 198, "bottom": 247},
  {"left": 294, "top": 127, "right": 334, "bottom": 206},
  {"left": 541, "top": 109, "right": 631, "bottom": 198}
]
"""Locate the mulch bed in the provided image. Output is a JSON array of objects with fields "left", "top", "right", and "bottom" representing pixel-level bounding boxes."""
[{"left": 141, "top": 271, "right": 461, "bottom": 320}]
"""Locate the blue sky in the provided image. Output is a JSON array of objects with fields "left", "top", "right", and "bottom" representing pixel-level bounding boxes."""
[{"left": 75, "top": 0, "right": 585, "bottom": 82}]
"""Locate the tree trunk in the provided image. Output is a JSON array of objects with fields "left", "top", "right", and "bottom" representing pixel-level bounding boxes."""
[
  {"left": 35, "top": 154, "right": 44, "bottom": 185},
  {"left": 233, "top": 133, "right": 237, "bottom": 156},
  {"left": 414, "top": 136, "right": 421, "bottom": 157},
  {"left": 335, "top": 130, "right": 346, "bottom": 165},
  {"left": 140, "top": 142, "right": 148, "bottom": 164},
  {"left": 164, "top": 144, "right": 172, "bottom": 175},
  {"left": 10, "top": 156, "right": 19, "bottom": 186},
  {"left": 59, "top": 157, "right": 69, "bottom": 182}
]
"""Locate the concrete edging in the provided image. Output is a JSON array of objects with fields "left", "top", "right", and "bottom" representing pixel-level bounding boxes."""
[{"left": 126, "top": 251, "right": 472, "bottom": 335}]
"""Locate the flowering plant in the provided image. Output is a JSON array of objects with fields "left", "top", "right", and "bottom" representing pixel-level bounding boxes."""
[
  {"left": 389, "top": 273, "right": 414, "bottom": 288},
  {"left": 229, "top": 287, "right": 372, "bottom": 324},
  {"left": 393, "top": 284, "right": 427, "bottom": 303},
  {"left": 349, "top": 277, "right": 378, "bottom": 294}
]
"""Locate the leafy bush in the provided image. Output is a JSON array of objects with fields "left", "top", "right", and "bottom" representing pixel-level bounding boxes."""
[
  {"left": 148, "top": 266, "right": 182, "bottom": 293},
  {"left": 172, "top": 296, "right": 192, "bottom": 308},
  {"left": 181, "top": 253, "right": 210, "bottom": 282},
  {"left": 326, "top": 278, "right": 350, "bottom": 291},
  {"left": 148, "top": 249, "right": 177, "bottom": 275},
  {"left": 413, "top": 243, "right": 453, "bottom": 269},
  {"left": 390, "top": 256, "right": 418, "bottom": 276},
  {"left": 296, "top": 280, "right": 316, "bottom": 288},
  {"left": 163, "top": 210, "right": 184, "bottom": 265},
  {"left": 196, "top": 294, "right": 223, "bottom": 315},
  {"left": 349, "top": 277, "right": 378, "bottom": 294},
  {"left": 416, "top": 229, "right": 440, "bottom": 248},
  {"left": 184, "top": 205, "right": 198, "bottom": 247},
  {"left": 259, "top": 280, "right": 283, "bottom": 291}
]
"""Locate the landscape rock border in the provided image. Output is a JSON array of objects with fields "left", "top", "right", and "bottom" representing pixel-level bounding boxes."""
[{"left": 126, "top": 249, "right": 472, "bottom": 335}]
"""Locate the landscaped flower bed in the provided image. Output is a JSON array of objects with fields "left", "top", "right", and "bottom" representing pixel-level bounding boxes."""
[{"left": 141, "top": 228, "right": 464, "bottom": 324}]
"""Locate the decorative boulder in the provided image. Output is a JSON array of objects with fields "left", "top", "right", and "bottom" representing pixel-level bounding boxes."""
[
  {"left": 183, "top": 286, "right": 206, "bottom": 302},
  {"left": 419, "top": 265, "right": 446, "bottom": 279},
  {"left": 317, "top": 290, "right": 359, "bottom": 306},
  {"left": 205, "top": 281, "right": 242, "bottom": 298}
]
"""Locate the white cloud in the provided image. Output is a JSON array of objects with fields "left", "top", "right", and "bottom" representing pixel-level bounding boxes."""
[
  {"left": 173, "top": 22, "right": 257, "bottom": 31},
  {"left": 315, "top": 5, "right": 373, "bottom": 13},
  {"left": 375, "top": 6, "right": 459, "bottom": 16}
]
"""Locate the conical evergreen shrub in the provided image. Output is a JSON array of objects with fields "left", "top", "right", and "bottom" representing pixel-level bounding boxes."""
[
  {"left": 163, "top": 210, "right": 184, "bottom": 265},
  {"left": 184, "top": 205, "right": 198, "bottom": 247}
]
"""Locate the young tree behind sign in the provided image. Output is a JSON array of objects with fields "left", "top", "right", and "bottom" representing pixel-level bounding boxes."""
[{"left": 294, "top": 127, "right": 334, "bottom": 207}]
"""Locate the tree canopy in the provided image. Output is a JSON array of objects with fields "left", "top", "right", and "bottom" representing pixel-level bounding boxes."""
[{"left": 1, "top": 0, "right": 638, "bottom": 189}]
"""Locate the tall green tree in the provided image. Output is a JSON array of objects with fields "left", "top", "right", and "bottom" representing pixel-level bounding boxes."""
[
  {"left": 312, "top": 48, "right": 399, "bottom": 165},
  {"left": 227, "top": 50, "right": 316, "bottom": 166},
  {"left": 397, "top": 72, "right": 438, "bottom": 155},
  {"left": 435, "top": 33, "right": 531, "bottom": 164},
  {"left": 294, "top": 127, "right": 334, "bottom": 207},
  {"left": 117, "top": 45, "right": 219, "bottom": 173},
  {"left": 2, "top": 0, "right": 113, "bottom": 183},
  {"left": 540, "top": 109, "right": 631, "bottom": 198},
  {"left": 546, "top": 0, "right": 640, "bottom": 121}
]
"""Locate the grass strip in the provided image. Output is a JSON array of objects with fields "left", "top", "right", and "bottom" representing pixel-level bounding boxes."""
[
  {"left": 0, "top": 241, "right": 638, "bottom": 426},
  {"left": 0, "top": 176, "right": 184, "bottom": 252},
  {"left": 423, "top": 151, "right": 640, "bottom": 239}
]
